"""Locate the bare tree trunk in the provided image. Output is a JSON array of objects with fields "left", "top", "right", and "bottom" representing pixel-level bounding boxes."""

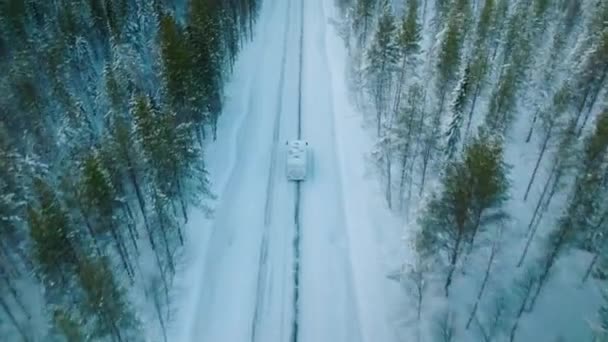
[
  {"left": 574, "top": 87, "right": 590, "bottom": 130},
  {"left": 466, "top": 237, "right": 498, "bottom": 329},
  {"left": 213, "top": 116, "right": 219, "bottom": 141},
  {"left": 524, "top": 125, "right": 553, "bottom": 201},
  {"left": 176, "top": 176, "right": 189, "bottom": 225},
  {"left": 436, "top": 309, "right": 456, "bottom": 342},
  {"left": 419, "top": 144, "right": 431, "bottom": 196},
  {"left": 110, "top": 223, "right": 134, "bottom": 283},
  {"left": 582, "top": 253, "right": 599, "bottom": 284},
  {"left": 445, "top": 231, "right": 463, "bottom": 297},
  {"left": 398, "top": 153, "right": 409, "bottom": 210},
  {"left": 392, "top": 56, "right": 408, "bottom": 118},
  {"left": 127, "top": 164, "right": 152, "bottom": 243},
  {"left": 386, "top": 152, "right": 392, "bottom": 209},
  {"left": 154, "top": 195, "right": 175, "bottom": 275},
  {"left": 81, "top": 210, "right": 103, "bottom": 258},
  {"left": 152, "top": 278, "right": 169, "bottom": 342},
  {"left": 509, "top": 293, "right": 529, "bottom": 342},
  {"left": 577, "top": 66, "right": 607, "bottom": 136},
  {"left": 525, "top": 108, "right": 540, "bottom": 143},
  {"left": 123, "top": 208, "right": 140, "bottom": 256},
  {"left": 0, "top": 240, "right": 22, "bottom": 278},
  {"left": 122, "top": 203, "right": 138, "bottom": 236},
  {"left": 152, "top": 233, "right": 170, "bottom": 301},
  {"left": 105, "top": 311, "right": 124, "bottom": 342},
  {"left": 0, "top": 268, "right": 30, "bottom": 320},
  {"left": 0, "top": 295, "right": 29, "bottom": 341},
  {"left": 467, "top": 211, "right": 484, "bottom": 253},
  {"left": 406, "top": 155, "right": 416, "bottom": 220},
  {"left": 510, "top": 271, "right": 537, "bottom": 342},
  {"left": 464, "top": 83, "right": 482, "bottom": 142},
  {"left": 195, "top": 125, "right": 203, "bottom": 149},
  {"left": 517, "top": 162, "right": 558, "bottom": 267},
  {"left": 420, "top": 94, "right": 446, "bottom": 196},
  {"left": 527, "top": 228, "right": 566, "bottom": 311},
  {"left": 376, "top": 99, "right": 382, "bottom": 137},
  {"left": 473, "top": 314, "right": 490, "bottom": 342}
]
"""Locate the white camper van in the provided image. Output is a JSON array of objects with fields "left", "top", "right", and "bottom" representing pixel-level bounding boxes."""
[{"left": 286, "top": 140, "right": 309, "bottom": 181}]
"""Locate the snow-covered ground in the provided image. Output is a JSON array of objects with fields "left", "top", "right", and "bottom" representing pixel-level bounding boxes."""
[{"left": 168, "top": 0, "right": 408, "bottom": 341}]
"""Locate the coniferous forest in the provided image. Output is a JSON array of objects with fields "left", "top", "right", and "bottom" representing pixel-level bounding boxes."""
[
  {"left": 334, "top": 0, "right": 607, "bottom": 340},
  {"left": 1, "top": 0, "right": 607, "bottom": 340},
  {"left": 0, "top": 0, "right": 259, "bottom": 340}
]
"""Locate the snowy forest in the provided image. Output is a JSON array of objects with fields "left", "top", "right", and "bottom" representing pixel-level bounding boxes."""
[
  {"left": 334, "top": 0, "right": 608, "bottom": 340},
  {"left": 0, "top": 0, "right": 259, "bottom": 340}
]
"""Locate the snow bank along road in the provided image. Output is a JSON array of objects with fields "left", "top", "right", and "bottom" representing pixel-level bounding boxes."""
[{"left": 186, "top": 0, "right": 363, "bottom": 340}]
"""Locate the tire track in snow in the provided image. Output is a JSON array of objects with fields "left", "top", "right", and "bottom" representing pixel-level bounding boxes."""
[
  {"left": 251, "top": 0, "right": 293, "bottom": 340},
  {"left": 315, "top": 0, "right": 364, "bottom": 339},
  {"left": 186, "top": 0, "right": 289, "bottom": 339},
  {"left": 291, "top": 0, "right": 304, "bottom": 341},
  {"left": 297, "top": 0, "right": 363, "bottom": 339}
]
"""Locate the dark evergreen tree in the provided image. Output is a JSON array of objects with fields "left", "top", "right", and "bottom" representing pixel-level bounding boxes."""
[
  {"left": 417, "top": 131, "right": 508, "bottom": 296},
  {"left": 78, "top": 256, "right": 138, "bottom": 341},
  {"left": 28, "top": 178, "right": 80, "bottom": 288}
]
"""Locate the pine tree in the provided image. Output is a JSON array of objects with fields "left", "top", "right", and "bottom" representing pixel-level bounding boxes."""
[
  {"left": 445, "top": 65, "right": 470, "bottom": 161},
  {"left": 419, "top": 0, "right": 469, "bottom": 194},
  {"left": 53, "top": 309, "right": 84, "bottom": 342},
  {"left": 28, "top": 178, "right": 80, "bottom": 288},
  {"left": 392, "top": 0, "right": 421, "bottom": 117},
  {"left": 0, "top": 124, "right": 31, "bottom": 273},
  {"left": 417, "top": 131, "right": 508, "bottom": 296},
  {"left": 572, "top": 3, "right": 608, "bottom": 136},
  {"left": 78, "top": 256, "right": 138, "bottom": 341},
  {"left": 79, "top": 151, "right": 135, "bottom": 281},
  {"left": 463, "top": 0, "right": 495, "bottom": 141},
  {"left": 188, "top": 0, "right": 225, "bottom": 140},
  {"left": 159, "top": 13, "right": 195, "bottom": 126},
  {"left": 366, "top": 0, "right": 399, "bottom": 137},
  {"left": 106, "top": 113, "right": 150, "bottom": 236},
  {"left": 353, "top": 0, "right": 376, "bottom": 46},
  {"left": 484, "top": 63, "right": 518, "bottom": 136},
  {"left": 394, "top": 84, "right": 424, "bottom": 212},
  {"left": 435, "top": 0, "right": 469, "bottom": 109},
  {"left": 105, "top": 0, "right": 128, "bottom": 39}
]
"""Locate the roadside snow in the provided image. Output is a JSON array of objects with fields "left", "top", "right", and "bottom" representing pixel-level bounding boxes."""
[{"left": 319, "top": 0, "right": 410, "bottom": 341}]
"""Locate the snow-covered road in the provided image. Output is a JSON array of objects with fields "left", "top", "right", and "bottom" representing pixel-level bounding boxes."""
[{"left": 178, "top": 0, "right": 400, "bottom": 341}]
